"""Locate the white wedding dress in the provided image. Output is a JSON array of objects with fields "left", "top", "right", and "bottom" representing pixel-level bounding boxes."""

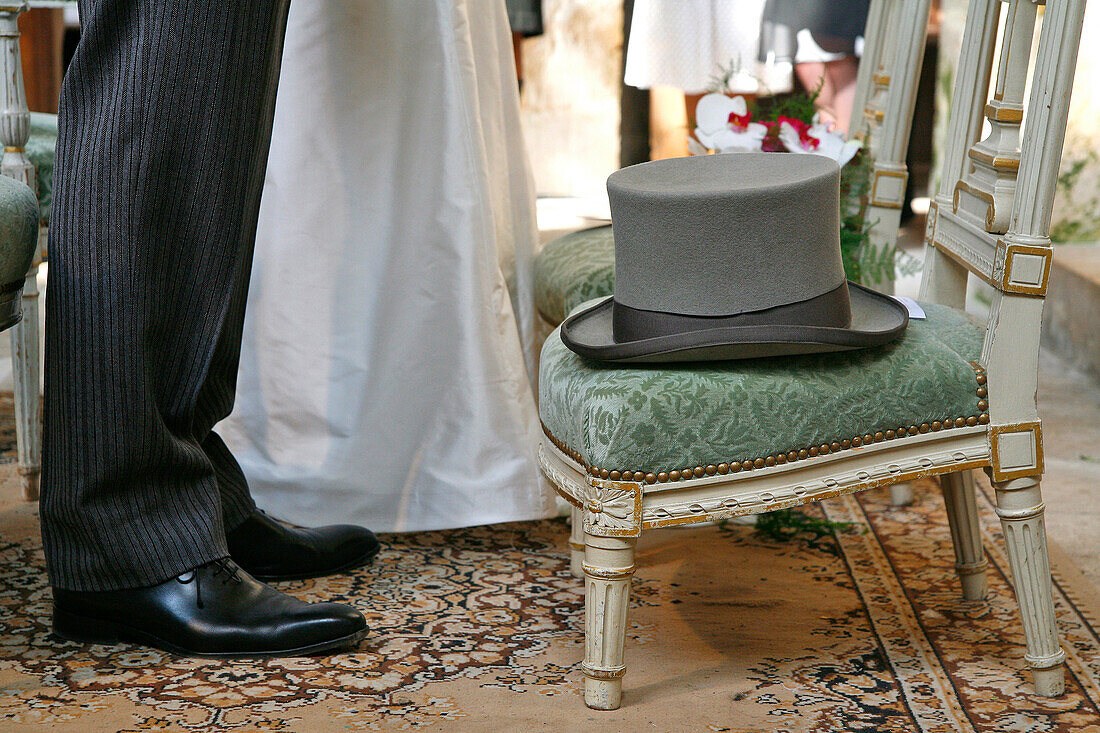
[{"left": 218, "top": 0, "right": 554, "bottom": 532}]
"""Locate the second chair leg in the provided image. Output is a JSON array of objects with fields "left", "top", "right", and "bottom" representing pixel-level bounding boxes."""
[
  {"left": 582, "top": 532, "right": 636, "bottom": 710},
  {"left": 940, "top": 471, "right": 989, "bottom": 600},
  {"left": 889, "top": 481, "right": 914, "bottom": 506},
  {"left": 992, "top": 474, "right": 1065, "bottom": 697},
  {"left": 11, "top": 261, "right": 41, "bottom": 502}
]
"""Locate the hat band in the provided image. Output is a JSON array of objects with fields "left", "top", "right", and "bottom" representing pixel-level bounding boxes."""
[{"left": 612, "top": 281, "right": 852, "bottom": 342}]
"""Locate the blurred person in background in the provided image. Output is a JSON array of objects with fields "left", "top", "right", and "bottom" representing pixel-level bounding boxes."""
[
  {"left": 624, "top": 0, "right": 780, "bottom": 159},
  {"left": 758, "top": 0, "right": 871, "bottom": 135}
]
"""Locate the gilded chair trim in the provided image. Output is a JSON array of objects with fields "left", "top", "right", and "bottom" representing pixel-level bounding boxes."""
[
  {"left": 581, "top": 664, "right": 627, "bottom": 681},
  {"left": 952, "top": 180, "right": 999, "bottom": 233},
  {"left": 871, "top": 168, "right": 909, "bottom": 209},
  {"left": 582, "top": 563, "right": 637, "bottom": 580},
  {"left": 993, "top": 241, "right": 1052, "bottom": 296},
  {"left": 983, "top": 103, "right": 1024, "bottom": 123},
  {"left": 988, "top": 420, "right": 1044, "bottom": 482}
]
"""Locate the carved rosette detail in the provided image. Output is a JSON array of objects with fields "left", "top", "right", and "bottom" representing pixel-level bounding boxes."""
[{"left": 581, "top": 484, "right": 641, "bottom": 537}]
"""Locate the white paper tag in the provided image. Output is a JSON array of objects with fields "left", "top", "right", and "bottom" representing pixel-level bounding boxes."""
[{"left": 892, "top": 296, "right": 927, "bottom": 320}]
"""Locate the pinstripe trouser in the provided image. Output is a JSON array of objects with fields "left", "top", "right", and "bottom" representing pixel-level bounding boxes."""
[{"left": 40, "top": 0, "right": 292, "bottom": 591}]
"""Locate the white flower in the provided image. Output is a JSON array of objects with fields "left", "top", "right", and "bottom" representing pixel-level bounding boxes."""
[
  {"left": 778, "top": 113, "right": 862, "bottom": 168},
  {"left": 693, "top": 93, "right": 767, "bottom": 154},
  {"left": 708, "top": 124, "right": 768, "bottom": 153},
  {"left": 695, "top": 93, "right": 741, "bottom": 137}
]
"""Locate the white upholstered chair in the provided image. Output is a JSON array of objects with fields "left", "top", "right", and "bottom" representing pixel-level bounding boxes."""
[
  {"left": 537, "top": 0, "right": 1086, "bottom": 710},
  {"left": 0, "top": 1, "right": 71, "bottom": 500}
]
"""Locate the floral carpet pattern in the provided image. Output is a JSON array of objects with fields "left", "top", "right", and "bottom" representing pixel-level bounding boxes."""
[
  {"left": 0, "top": 473, "right": 1099, "bottom": 730},
  {"left": 0, "top": 520, "right": 604, "bottom": 730}
]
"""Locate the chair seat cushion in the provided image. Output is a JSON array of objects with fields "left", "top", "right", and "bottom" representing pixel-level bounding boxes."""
[
  {"left": 26, "top": 112, "right": 57, "bottom": 225},
  {"left": 539, "top": 302, "right": 988, "bottom": 479},
  {"left": 535, "top": 225, "right": 614, "bottom": 324}
]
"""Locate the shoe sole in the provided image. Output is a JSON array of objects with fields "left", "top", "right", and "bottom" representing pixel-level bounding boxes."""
[
  {"left": 52, "top": 607, "right": 368, "bottom": 659},
  {"left": 247, "top": 543, "right": 382, "bottom": 583}
]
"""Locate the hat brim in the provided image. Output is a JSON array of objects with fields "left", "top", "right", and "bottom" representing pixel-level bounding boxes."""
[{"left": 559, "top": 282, "right": 909, "bottom": 363}]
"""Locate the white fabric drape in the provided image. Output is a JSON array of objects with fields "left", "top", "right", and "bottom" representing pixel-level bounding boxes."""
[
  {"left": 624, "top": 0, "right": 791, "bottom": 95},
  {"left": 218, "top": 0, "right": 554, "bottom": 532}
]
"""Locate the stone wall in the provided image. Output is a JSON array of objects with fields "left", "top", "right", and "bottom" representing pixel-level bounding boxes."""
[{"left": 518, "top": 0, "right": 624, "bottom": 197}]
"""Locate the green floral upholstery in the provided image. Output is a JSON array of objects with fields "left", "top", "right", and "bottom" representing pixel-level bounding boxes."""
[
  {"left": 26, "top": 113, "right": 57, "bottom": 225},
  {"left": 535, "top": 225, "right": 614, "bottom": 324},
  {"left": 540, "top": 302, "right": 987, "bottom": 477}
]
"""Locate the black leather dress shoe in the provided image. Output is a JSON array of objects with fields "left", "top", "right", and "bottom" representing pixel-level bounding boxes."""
[
  {"left": 227, "top": 510, "right": 380, "bottom": 581},
  {"left": 52, "top": 558, "right": 366, "bottom": 657}
]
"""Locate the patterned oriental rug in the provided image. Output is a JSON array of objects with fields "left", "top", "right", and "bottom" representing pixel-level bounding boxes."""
[{"left": 0, "top": 442, "right": 1099, "bottom": 729}]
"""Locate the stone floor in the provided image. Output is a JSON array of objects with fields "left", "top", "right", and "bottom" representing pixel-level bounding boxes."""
[{"left": 1032, "top": 348, "right": 1100, "bottom": 586}]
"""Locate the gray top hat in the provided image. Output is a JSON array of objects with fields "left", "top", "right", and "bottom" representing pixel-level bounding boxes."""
[{"left": 560, "top": 152, "right": 908, "bottom": 362}]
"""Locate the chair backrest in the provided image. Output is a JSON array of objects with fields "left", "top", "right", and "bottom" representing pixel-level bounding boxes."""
[
  {"left": 920, "top": 0, "right": 1087, "bottom": 472},
  {"left": 850, "top": 0, "right": 935, "bottom": 291}
]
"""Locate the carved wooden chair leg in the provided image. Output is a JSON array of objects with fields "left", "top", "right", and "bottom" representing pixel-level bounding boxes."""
[
  {"left": 11, "top": 257, "right": 41, "bottom": 502},
  {"left": 940, "top": 470, "right": 988, "bottom": 601},
  {"left": 569, "top": 505, "right": 584, "bottom": 578},
  {"left": 0, "top": 4, "right": 42, "bottom": 503},
  {"left": 582, "top": 532, "right": 636, "bottom": 710},
  {"left": 889, "top": 481, "right": 914, "bottom": 506},
  {"left": 991, "top": 473, "right": 1065, "bottom": 696}
]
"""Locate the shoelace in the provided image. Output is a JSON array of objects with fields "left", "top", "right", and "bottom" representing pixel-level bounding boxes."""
[{"left": 176, "top": 557, "right": 243, "bottom": 609}]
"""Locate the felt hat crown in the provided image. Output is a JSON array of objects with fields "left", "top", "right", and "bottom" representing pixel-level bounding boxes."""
[{"left": 560, "top": 152, "right": 908, "bottom": 362}]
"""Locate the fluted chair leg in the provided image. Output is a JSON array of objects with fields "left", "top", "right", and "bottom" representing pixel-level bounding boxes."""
[
  {"left": 569, "top": 505, "right": 584, "bottom": 578},
  {"left": 11, "top": 262, "right": 41, "bottom": 502},
  {"left": 940, "top": 471, "right": 988, "bottom": 600},
  {"left": 889, "top": 481, "right": 914, "bottom": 506},
  {"left": 583, "top": 533, "right": 635, "bottom": 710},
  {"left": 0, "top": 3, "right": 41, "bottom": 503},
  {"left": 992, "top": 474, "right": 1065, "bottom": 697}
]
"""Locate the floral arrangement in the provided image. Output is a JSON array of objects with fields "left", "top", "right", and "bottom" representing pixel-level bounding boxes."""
[
  {"left": 686, "top": 88, "right": 902, "bottom": 286},
  {"left": 689, "top": 92, "right": 862, "bottom": 169}
]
